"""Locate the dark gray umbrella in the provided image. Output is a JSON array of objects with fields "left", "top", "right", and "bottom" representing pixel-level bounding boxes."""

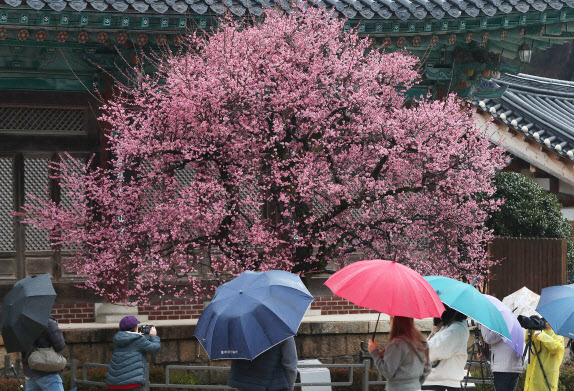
[{"left": 0, "top": 274, "right": 57, "bottom": 352}]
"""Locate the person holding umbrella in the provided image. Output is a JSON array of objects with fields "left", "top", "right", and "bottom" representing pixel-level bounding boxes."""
[
  {"left": 0, "top": 274, "right": 67, "bottom": 391},
  {"left": 479, "top": 295, "right": 524, "bottom": 391},
  {"left": 227, "top": 336, "right": 298, "bottom": 391},
  {"left": 22, "top": 316, "right": 66, "bottom": 391},
  {"left": 422, "top": 276, "right": 512, "bottom": 391},
  {"left": 523, "top": 320, "right": 564, "bottom": 391},
  {"left": 325, "top": 260, "right": 444, "bottom": 390},
  {"left": 480, "top": 326, "right": 523, "bottom": 391},
  {"left": 421, "top": 306, "right": 469, "bottom": 391},
  {"left": 367, "top": 316, "right": 431, "bottom": 391},
  {"left": 194, "top": 270, "right": 314, "bottom": 391},
  {"left": 527, "top": 283, "right": 574, "bottom": 391}
]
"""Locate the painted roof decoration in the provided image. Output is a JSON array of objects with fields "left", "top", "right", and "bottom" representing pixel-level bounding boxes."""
[
  {"left": 2, "top": 0, "right": 574, "bottom": 19},
  {"left": 0, "top": 0, "right": 573, "bottom": 93},
  {"left": 475, "top": 73, "right": 574, "bottom": 160}
]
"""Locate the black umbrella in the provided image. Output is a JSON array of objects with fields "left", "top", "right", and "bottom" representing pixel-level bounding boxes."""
[{"left": 0, "top": 274, "right": 57, "bottom": 352}]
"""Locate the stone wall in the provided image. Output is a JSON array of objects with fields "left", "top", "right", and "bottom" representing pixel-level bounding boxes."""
[
  {"left": 43, "top": 276, "right": 377, "bottom": 324},
  {"left": 51, "top": 297, "right": 376, "bottom": 324},
  {"left": 1, "top": 317, "right": 433, "bottom": 375}
]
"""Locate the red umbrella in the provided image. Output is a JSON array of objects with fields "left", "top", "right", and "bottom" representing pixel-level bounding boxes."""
[{"left": 325, "top": 259, "right": 445, "bottom": 319}]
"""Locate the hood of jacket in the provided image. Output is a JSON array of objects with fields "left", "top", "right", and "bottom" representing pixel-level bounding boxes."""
[{"left": 114, "top": 331, "right": 143, "bottom": 347}]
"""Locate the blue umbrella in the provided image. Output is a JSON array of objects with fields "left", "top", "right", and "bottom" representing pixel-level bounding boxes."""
[
  {"left": 424, "top": 276, "right": 511, "bottom": 339},
  {"left": 536, "top": 284, "right": 574, "bottom": 338},
  {"left": 194, "top": 270, "right": 314, "bottom": 360}
]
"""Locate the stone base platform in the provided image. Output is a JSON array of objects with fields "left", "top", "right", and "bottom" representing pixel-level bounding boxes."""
[{"left": 0, "top": 313, "right": 434, "bottom": 375}]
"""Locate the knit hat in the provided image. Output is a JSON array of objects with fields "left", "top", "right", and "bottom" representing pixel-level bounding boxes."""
[{"left": 119, "top": 315, "right": 140, "bottom": 331}]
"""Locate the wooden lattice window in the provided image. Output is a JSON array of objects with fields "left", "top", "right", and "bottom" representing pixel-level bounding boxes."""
[
  {"left": 0, "top": 99, "right": 96, "bottom": 280},
  {"left": 0, "top": 156, "right": 14, "bottom": 253},
  {"left": 0, "top": 105, "right": 87, "bottom": 135}
]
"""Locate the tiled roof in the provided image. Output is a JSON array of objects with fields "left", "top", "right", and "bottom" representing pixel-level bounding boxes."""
[
  {"left": 2, "top": 0, "right": 574, "bottom": 19},
  {"left": 476, "top": 73, "right": 574, "bottom": 160}
]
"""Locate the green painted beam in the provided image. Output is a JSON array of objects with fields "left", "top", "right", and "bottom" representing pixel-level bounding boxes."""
[
  {"left": 0, "top": 3, "right": 572, "bottom": 93},
  {"left": 0, "top": 71, "right": 94, "bottom": 91},
  {"left": 1, "top": 5, "right": 574, "bottom": 36}
]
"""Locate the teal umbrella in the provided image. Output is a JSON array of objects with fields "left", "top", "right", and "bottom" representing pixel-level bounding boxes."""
[{"left": 424, "top": 276, "right": 511, "bottom": 339}]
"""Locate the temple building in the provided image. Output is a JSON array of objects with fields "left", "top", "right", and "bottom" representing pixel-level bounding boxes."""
[{"left": 474, "top": 73, "right": 574, "bottom": 214}]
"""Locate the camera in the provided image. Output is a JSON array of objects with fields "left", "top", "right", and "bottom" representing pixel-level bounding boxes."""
[
  {"left": 467, "top": 319, "right": 478, "bottom": 330},
  {"left": 517, "top": 315, "right": 546, "bottom": 331},
  {"left": 140, "top": 324, "right": 154, "bottom": 334}
]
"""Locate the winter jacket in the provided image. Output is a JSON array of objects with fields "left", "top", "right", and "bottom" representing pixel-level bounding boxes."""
[
  {"left": 105, "top": 332, "right": 161, "bottom": 386},
  {"left": 524, "top": 329, "right": 564, "bottom": 391},
  {"left": 370, "top": 337, "right": 430, "bottom": 391},
  {"left": 424, "top": 320, "right": 469, "bottom": 388},
  {"left": 22, "top": 317, "right": 67, "bottom": 378},
  {"left": 227, "top": 337, "right": 297, "bottom": 391},
  {"left": 480, "top": 326, "right": 523, "bottom": 373}
]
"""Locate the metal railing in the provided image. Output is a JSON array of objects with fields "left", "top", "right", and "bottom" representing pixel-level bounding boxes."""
[
  {"left": 67, "top": 359, "right": 384, "bottom": 391},
  {"left": 4, "top": 354, "right": 487, "bottom": 391},
  {"left": 70, "top": 360, "right": 385, "bottom": 391},
  {"left": 3, "top": 356, "right": 21, "bottom": 379},
  {"left": 4, "top": 355, "right": 389, "bottom": 390}
]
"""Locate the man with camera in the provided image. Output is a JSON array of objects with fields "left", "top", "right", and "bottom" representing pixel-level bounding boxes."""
[
  {"left": 520, "top": 316, "right": 564, "bottom": 391},
  {"left": 106, "top": 316, "right": 161, "bottom": 391}
]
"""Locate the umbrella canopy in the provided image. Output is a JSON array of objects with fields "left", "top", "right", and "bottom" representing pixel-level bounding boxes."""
[
  {"left": 424, "top": 276, "right": 511, "bottom": 339},
  {"left": 0, "top": 274, "right": 57, "bottom": 352},
  {"left": 194, "top": 270, "right": 313, "bottom": 360},
  {"left": 484, "top": 294, "right": 524, "bottom": 356},
  {"left": 536, "top": 284, "right": 574, "bottom": 338},
  {"left": 324, "top": 260, "right": 444, "bottom": 319},
  {"left": 503, "top": 286, "right": 540, "bottom": 317}
]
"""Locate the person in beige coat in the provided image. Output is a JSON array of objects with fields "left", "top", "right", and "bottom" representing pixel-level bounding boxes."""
[{"left": 422, "top": 306, "right": 469, "bottom": 391}]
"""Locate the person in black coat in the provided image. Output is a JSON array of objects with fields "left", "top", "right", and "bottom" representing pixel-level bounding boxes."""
[
  {"left": 105, "top": 316, "right": 161, "bottom": 391},
  {"left": 22, "top": 316, "right": 66, "bottom": 391},
  {"left": 227, "top": 336, "right": 298, "bottom": 391}
]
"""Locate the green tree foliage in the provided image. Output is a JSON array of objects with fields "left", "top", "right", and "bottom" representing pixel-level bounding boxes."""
[{"left": 488, "top": 172, "right": 574, "bottom": 270}]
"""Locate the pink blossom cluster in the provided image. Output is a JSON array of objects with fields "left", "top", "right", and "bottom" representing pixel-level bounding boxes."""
[{"left": 21, "top": 6, "right": 505, "bottom": 303}]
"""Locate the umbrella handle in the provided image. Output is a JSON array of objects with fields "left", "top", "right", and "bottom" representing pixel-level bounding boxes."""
[
  {"left": 372, "top": 313, "right": 381, "bottom": 342},
  {"left": 360, "top": 341, "right": 369, "bottom": 353},
  {"left": 471, "top": 276, "right": 479, "bottom": 287}
]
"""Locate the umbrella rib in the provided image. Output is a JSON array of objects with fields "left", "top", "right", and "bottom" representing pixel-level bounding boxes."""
[
  {"left": 403, "top": 270, "right": 422, "bottom": 318},
  {"left": 537, "top": 296, "right": 574, "bottom": 331},
  {"left": 201, "top": 303, "right": 227, "bottom": 358}
]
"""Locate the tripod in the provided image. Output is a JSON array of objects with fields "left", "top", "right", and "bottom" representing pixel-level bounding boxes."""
[
  {"left": 461, "top": 327, "right": 493, "bottom": 390},
  {"left": 523, "top": 330, "right": 552, "bottom": 391}
]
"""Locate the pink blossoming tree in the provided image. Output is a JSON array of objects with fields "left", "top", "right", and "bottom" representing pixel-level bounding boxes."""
[{"left": 22, "top": 6, "right": 506, "bottom": 303}]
